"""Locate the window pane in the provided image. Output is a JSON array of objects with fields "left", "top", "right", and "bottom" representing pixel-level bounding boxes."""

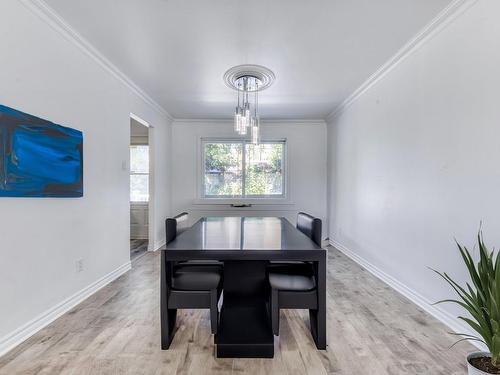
[
  {"left": 130, "top": 174, "right": 149, "bottom": 202},
  {"left": 204, "top": 143, "right": 243, "bottom": 196},
  {"left": 130, "top": 145, "right": 149, "bottom": 173},
  {"left": 245, "top": 143, "right": 283, "bottom": 196}
]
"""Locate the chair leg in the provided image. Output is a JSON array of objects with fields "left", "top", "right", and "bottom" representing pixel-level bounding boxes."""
[
  {"left": 160, "top": 252, "right": 177, "bottom": 350},
  {"left": 210, "top": 289, "right": 218, "bottom": 334},
  {"left": 271, "top": 288, "right": 280, "bottom": 336},
  {"left": 161, "top": 307, "right": 177, "bottom": 350}
]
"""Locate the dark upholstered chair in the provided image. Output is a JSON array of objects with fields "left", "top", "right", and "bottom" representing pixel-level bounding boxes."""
[
  {"left": 160, "top": 213, "right": 222, "bottom": 349},
  {"left": 296, "top": 212, "right": 322, "bottom": 247},
  {"left": 268, "top": 212, "right": 322, "bottom": 336},
  {"left": 268, "top": 212, "right": 322, "bottom": 272},
  {"left": 172, "top": 212, "right": 223, "bottom": 269},
  {"left": 173, "top": 212, "right": 189, "bottom": 234}
]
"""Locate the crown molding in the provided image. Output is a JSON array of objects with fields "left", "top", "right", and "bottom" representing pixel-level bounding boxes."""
[
  {"left": 325, "top": 0, "right": 479, "bottom": 123},
  {"left": 22, "top": 0, "right": 476, "bottom": 124},
  {"left": 21, "top": 0, "right": 173, "bottom": 121},
  {"left": 173, "top": 118, "right": 326, "bottom": 125}
]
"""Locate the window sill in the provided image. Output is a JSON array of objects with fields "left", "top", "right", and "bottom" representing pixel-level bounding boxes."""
[{"left": 192, "top": 197, "right": 293, "bottom": 206}]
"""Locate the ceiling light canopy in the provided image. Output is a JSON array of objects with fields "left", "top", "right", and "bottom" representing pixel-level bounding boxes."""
[
  {"left": 223, "top": 65, "right": 275, "bottom": 144},
  {"left": 224, "top": 64, "right": 275, "bottom": 92}
]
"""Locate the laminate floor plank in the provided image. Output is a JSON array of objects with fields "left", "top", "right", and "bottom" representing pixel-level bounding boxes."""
[{"left": 0, "top": 247, "right": 473, "bottom": 374}]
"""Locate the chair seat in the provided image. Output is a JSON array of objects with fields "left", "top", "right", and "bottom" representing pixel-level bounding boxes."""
[
  {"left": 172, "top": 269, "right": 221, "bottom": 291},
  {"left": 177, "top": 260, "right": 223, "bottom": 266},
  {"left": 269, "top": 260, "right": 306, "bottom": 266},
  {"left": 269, "top": 272, "right": 315, "bottom": 291},
  {"left": 268, "top": 261, "right": 313, "bottom": 275},
  {"left": 268, "top": 261, "right": 312, "bottom": 274},
  {"left": 174, "top": 264, "right": 222, "bottom": 274}
]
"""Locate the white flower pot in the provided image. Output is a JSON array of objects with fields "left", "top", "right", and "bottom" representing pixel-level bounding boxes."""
[{"left": 468, "top": 352, "right": 494, "bottom": 375}]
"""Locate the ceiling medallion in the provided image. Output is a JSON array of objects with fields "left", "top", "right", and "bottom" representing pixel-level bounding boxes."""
[{"left": 223, "top": 65, "right": 275, "bottom": 144}]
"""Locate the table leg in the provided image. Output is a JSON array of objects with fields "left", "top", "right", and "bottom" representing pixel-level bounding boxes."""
[
  {"left": 216, "top": 261, "right": 274, "bottom": 358},
  {"left": 310, "top": 256, "right": 327, "bottom": 349}
]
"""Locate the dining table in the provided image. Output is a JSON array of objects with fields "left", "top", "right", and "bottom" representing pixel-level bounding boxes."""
[{"left": 161, "top": 216, "right": 327, "bottom": 358}]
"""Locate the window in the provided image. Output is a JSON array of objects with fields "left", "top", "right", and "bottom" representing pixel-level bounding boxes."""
[
  {"left": 202, "top": 140, "right": 285, "bottom": 198},
  {"left": 130, "top": 145, "right": 149, "bottom": 202}
]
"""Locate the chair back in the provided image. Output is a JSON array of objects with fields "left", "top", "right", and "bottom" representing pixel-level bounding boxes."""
[
  {"left": 165, "top": 212, "right": 190, "bottom": 245},
  {"left": 165, "top": 218, "right": 177, "bottom": 245},
  {"left": 174, "top": 212, "right": 189, "bottom": 234},
  {"left": 297, "top": 212, "right": 322, "bottom": 247},
  {"left": 164, "top": 213, "right": 190, "bottom": 289}
]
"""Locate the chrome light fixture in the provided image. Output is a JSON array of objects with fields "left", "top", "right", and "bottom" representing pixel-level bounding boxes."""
[{"left": 224, "top": 65, "right": 275, "bottom": 144}]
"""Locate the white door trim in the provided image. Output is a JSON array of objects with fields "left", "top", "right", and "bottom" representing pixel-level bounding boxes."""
[{"left": 130, "top": 113, "right": 155, "bottom": 253}]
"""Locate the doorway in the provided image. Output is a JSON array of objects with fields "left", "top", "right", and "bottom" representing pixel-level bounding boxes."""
[{"left": 130, "top": 114, "right": 150, "bottom": 261}]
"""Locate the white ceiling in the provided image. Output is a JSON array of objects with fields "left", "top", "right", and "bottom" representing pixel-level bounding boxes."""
[{"left": 45, "top": 0, "right": 451, "bottom": 120}]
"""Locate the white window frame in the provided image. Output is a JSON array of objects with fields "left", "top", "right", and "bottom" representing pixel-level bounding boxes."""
[
  {"left": 199, "top": 138, "right": 288, "bottom": 201},
  {"left": 130, "top": 144, "right": 150, "bottom": 203}
]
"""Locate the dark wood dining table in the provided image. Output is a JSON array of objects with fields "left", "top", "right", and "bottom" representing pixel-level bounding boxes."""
[{"left": 161, "top": 216, "right": 327, "bottom": 358}]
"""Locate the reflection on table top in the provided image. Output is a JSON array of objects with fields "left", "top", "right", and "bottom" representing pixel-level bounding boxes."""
[{"left": 165, "top": 216, "right": 323, "bottom": 252}]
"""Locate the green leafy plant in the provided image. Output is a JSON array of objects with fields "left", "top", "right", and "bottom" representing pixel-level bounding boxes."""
[{"left": 433, "top": 231, "right": 500, "bottom": 368}]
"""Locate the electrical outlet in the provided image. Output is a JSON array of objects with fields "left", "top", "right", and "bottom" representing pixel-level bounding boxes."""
[{"left": 75, "top": 258, "right": 84, "bottom": 273}]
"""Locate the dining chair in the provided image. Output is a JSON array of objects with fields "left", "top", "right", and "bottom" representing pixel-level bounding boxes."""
[
  {"left": 268, "top": 212, "right": 321, "bottom": 272},
  {"left": 296, "top": 212, "right": 322, "bottom": 247},
  {"left": 267, "top": 212, "right": 322, "bottom": 336},
  {"left": 173, "top": 211, "right": 189, "bottom": 234},
  {"left": 160, "top": 214, "right": 223, "bottom": 349},
  {"left": 172, "top": 212, "right": 223, "bottom": 269}
]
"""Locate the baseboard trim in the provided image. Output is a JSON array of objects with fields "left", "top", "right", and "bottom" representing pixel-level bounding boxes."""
[
  {"left": 131, "top": 235, "right": 149, "bottom": 240},
  {"left": 0, "top": 261, "right": 131, "bottom": 357},
  {"left": 329, "top": 239, "right": 485, "bottom": 351},
  {"left": 152, "top": 241, "right": 166, "bottom": 251}
]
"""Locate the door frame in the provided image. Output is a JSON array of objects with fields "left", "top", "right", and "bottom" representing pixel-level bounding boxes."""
[{"left": 130, "top": 113, "right": 155, "bottom": 253}]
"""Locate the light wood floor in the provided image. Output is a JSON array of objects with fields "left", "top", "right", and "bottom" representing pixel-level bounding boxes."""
[
  {"left": 130, "top": 239, "right": 148, "bottom": 261},
  {"left": 0, "top": 247, "right": 473, "bottom": 374}
]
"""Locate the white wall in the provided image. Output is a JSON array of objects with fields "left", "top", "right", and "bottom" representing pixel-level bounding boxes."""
[
  {"left": 171, "top": 120, "right": 327, "bottom": 230},
  {"left": 0, "top": 1, "right": 171, "bottom": 354},
  {"left": 327, "top": 0, "right": 500, "bottom": 335}
]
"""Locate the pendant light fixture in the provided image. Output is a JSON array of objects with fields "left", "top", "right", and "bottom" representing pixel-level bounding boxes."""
[{"left": 224, "top": 65, "right": 275, "bottom": 144}]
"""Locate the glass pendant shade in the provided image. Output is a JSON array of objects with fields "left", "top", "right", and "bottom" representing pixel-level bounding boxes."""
[
  {"left": 225, "top": 65, "right": 274, "bottom": 144},
  {"left": 240, "top": 113, "right": 246, "bottom": 130},
  {"left": 240, "top": 115, "right": 247, "bottom": 135},
  {"left": 228, "top": 71, "right": 273, "bottom": 143},
  {"left": 234, "top": 107, "right": 241, "bottom": 132},
  {"left": 251, "top": 116, "right": 260, "bottom": 145}
]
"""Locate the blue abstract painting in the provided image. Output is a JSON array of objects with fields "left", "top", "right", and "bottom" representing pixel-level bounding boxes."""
[{"left": 0, "top": 104, "right": 83, "bottom": 197}]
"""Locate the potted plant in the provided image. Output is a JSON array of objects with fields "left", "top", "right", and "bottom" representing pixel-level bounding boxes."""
[{"left": 434, "top": 231, "right": 500, "bottom": 374}]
